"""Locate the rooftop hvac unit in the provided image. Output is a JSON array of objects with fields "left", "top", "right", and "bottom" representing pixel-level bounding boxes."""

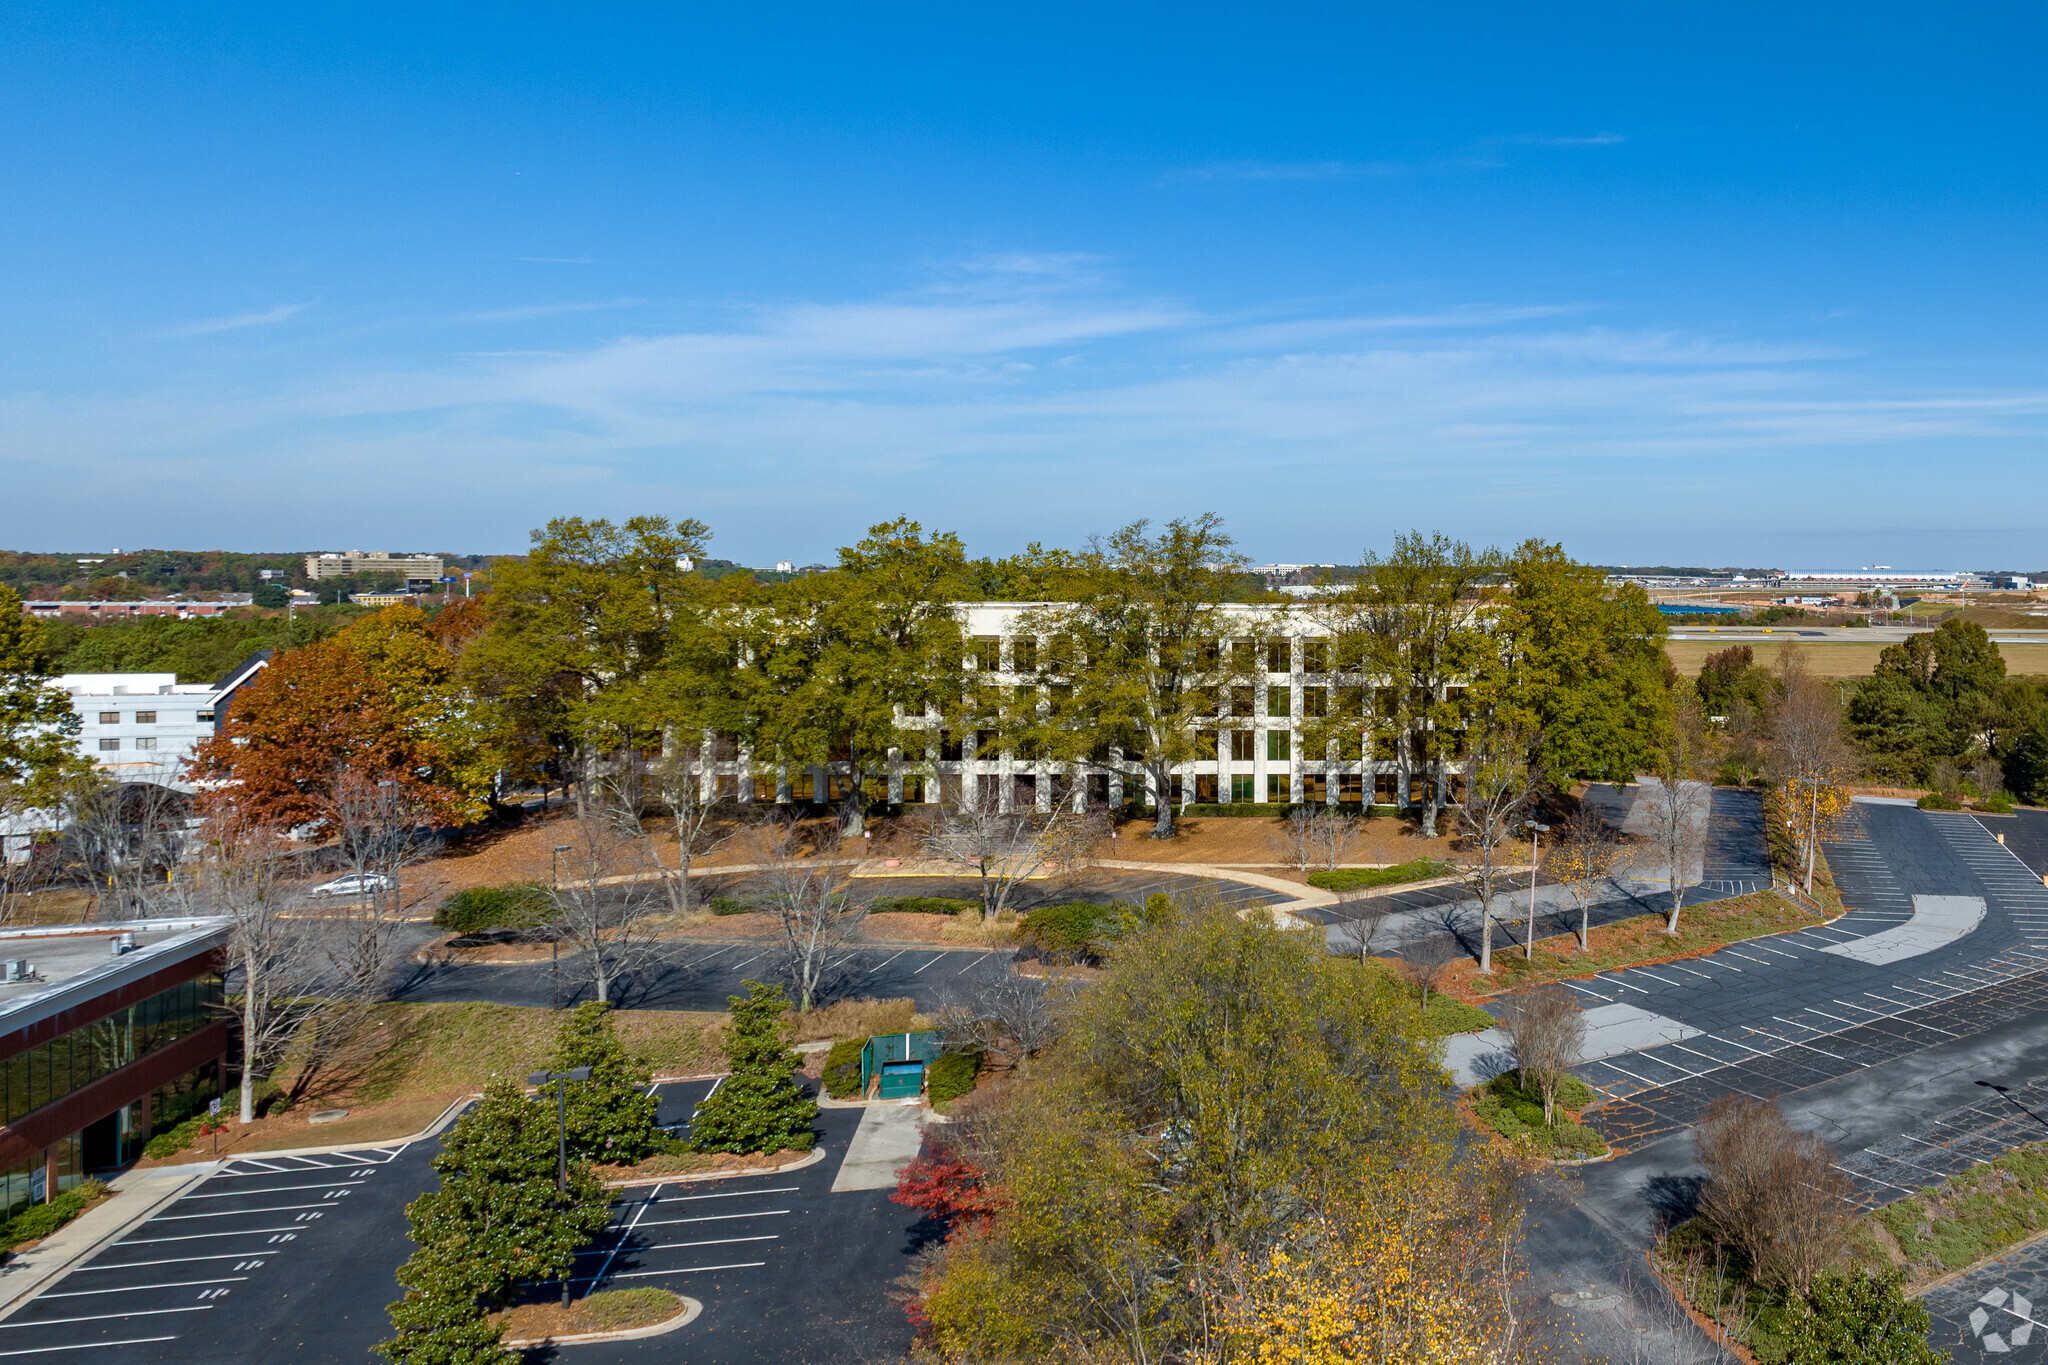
[{"left": 3, "top": 960, "right": 29, "bottom": 982}]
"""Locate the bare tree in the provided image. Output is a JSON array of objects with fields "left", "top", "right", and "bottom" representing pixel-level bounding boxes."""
[
  {"left": 1334, "top": 890, "right": 1394, "bottom": 966},
  {"left": 64, "top": 767, "right": 192, "bottom": 920},
  {"left": 319, "top": 770, "right": 442, "bottom": 999},
  {"left": 546, "top": 801, "right": 663, "bottom": 1004},
  {"left": 1271, "top": 805, "right": 1362, "bottom": 873},
  {"left": 1636, "top": 777, "right": 1710, "bottom": 935},
  {"left": 1546, "top": 802, "right": 1628, "bottom": 951},
  {"left": 1398, "top": 925, "right": 1459, "bottom": 1012},
  {"left": 920, "top": 784, "right": 1104, "bottom": 924},
  {"left": 606, "top": 742, "right": 739, "bottom": 916},
  {"left": 163, "top": 819, "right": 323, "bottom": 1124},
  {"left": 1495, "top": 985, "right": 1586, "bottom": 1124},
  {"left": 1769, "top": 665, "right": 1857, "bottom": 895},
  {"left": 0, "top": 779, "right": 51, "bottom": 928},
  {"left": 1694, "top": 1094, "right": 1856, "bottom": 1301},
  {"left": 1456, "top": 726, "right": 1539, "bottom": 974},
  {"left": 757, "top": 816, "right": 871, "bottom": 1011},
  {"left": 934, "top": 959, "right": 1079, "bottom": 1069}
]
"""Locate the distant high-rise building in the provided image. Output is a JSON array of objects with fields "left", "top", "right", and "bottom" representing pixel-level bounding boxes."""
[{"left": 302, "top": 551, "right": 444, "bottom": 585}]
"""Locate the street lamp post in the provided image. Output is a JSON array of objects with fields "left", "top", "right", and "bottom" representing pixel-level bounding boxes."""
[
  {"left": 1523, "top": 821, "right": 1550, "bottom": 960},
  {"left": 528, "top": 1065, "right": 594, "bottom": 1308},
  {"left": 551, "top": 844, "right": 571, "bottom": 1010}
]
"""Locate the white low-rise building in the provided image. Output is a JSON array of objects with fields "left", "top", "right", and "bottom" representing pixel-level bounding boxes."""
[{"left": 55, "top": 674, "right": 217, "bottom": 786}]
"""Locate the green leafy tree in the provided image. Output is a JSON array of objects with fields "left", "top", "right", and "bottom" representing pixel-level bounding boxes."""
[
  {"left": 726, "top": 518, "right": 969, "bottom": 835},
  {"left": 1308, "top": 531, "right": 1499, "bottom": 836},
  {"left": 1782, "top": 1269, "right": 1948, "bottom": 1365},
  {"left": 1013, "top": 514, "right": 1256, "bottom": 838},
  {"left": 378, "top": 1078, "right": 611, "bottom": 1364},
  {"left": 464, "top": 515, "right": 713, "bottom": 801},
  {"left": 0, "top": 584, "right": 85, "bottom": 803},
  {"left": 690, "top": 981, "right": 818, "bottom": 1154},
  {"left": 1848, "top": 619, "right": 2008, "bottom": 783},
  {"left": 546, "top": 1001, "right": 663, "bottom": 1164}
]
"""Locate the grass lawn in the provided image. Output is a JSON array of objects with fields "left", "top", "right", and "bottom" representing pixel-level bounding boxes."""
[
  {"left": 497, "top": 1287, "right": 687, "bottom": 1342},
  {"left": 1439, "top": 884, "right": 1832, "bottom": 1000},
  {"left": 1868, "top": 1140, "right": 2048, "bottom": 1285}
]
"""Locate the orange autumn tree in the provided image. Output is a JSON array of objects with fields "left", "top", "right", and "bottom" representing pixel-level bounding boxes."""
[{"left": 188, "top": 627, "right": 476, "bottom": 831}]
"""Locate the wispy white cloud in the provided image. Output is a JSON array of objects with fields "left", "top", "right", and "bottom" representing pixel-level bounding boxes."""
[
  {"left": 459, "top": 298, "right": 645, "bottom": 323},
  {"left": 159, "top": 302, "right": 311, "bottom": 338},
  {"left": 1506, "top": 132, "right": 1627, "bottom": 147},
  {"left": 9, "top": 259, "right": 2047, "bottom": 557}
]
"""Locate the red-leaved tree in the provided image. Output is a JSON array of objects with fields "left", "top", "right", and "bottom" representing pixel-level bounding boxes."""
[{"left": 187, "top": 641, "right": 463, "bottom": 831}]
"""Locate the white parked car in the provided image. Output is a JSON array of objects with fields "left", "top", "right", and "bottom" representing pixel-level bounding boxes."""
[{"left": 308, "top": 874, "right": 396, "bottom": 898}]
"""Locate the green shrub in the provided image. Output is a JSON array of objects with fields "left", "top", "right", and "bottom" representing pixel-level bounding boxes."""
[
  {"left": 707, "top": 896, "right": 756, "bottom": 916},
  {"left": 1019, "top": 900, "right": 1116, "bottom": 953},
  {"left": 1468, "top": 1072, "right": 1606, "bottom": 1158},
  {"left": 690, "top": 982, "right": 818, "bottom": 1154},
  {"left": 144, "top": 1117, "right": 203, "bottom": 1159},
  {"left": 1306, "top": 859, "right": 1454, "bottom": 893},
  {"left": 0, "top": 1180, "right": 110, "bottom": 1250},
  {"left": 869, "top": 896, "right": 979, "bottom": 917},
  {"left": 434, "top": 882, "right": 550, "bottom": 934},
  {"left": 927, "top": 1051, "right": 982, "bottom": 1106},
  {"left": 822, "top": 1037, "right": 867, "bottom": 1099},
  {"left": 1981, "top": 793, "right": 2016, "bottom": 814},
  {"left": 1779, "top": 1269, "right": 1944, "bottom": 1365},
  {"left": 1917, "top": 793, "right": 1963, "bottom": 811}
]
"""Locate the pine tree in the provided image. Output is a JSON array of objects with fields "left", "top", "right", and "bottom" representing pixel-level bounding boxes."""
[
  {"left": 545, "top": 1001, "right": 663, "bottom": 1163},
  {"left": 689, "top": 981, "right": 819, "bottom": 1154}
]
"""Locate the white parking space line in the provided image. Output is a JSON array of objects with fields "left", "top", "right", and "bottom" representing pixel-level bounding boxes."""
[
  {"left": 1632, "top": 969, "right": 1682, "bottom": 987},
  {"left": 80, "top": 1253, "right": 277, "bottom": 1271},
  {"left": 912, "top": 954, "right": 946, "bottom": 974},
  {"left": 955, "top": 953, "right": 992, "bottom": 975},
  {"left": 659, "top": 1186, "right": 799, "bottom": 1203},
  {"left": 149, "top": 1202, "right": 338, "bottom": 1221},
  {"left": 634, "top": 1210, "right": 790, "bottom": 1228},
  {"left": 599, "top": 1262, "right": 768, "bottom": 1280},
  {"left": 226, "top": 1159, "right": 291, "bottom": 1173},
  {"left": 184, "top": 1180, "right": 366, "bottom": 1198},
  {"left": 635, "top": 1235, "right": 780, "bottom": 1252},
  {"left": 0, "top": 1308, "right": 212, "bottom": 1329},
  {"left": 116, "top": 1228, "right": 308, "bottom": 1245},
  {"left": 864, "top": 950, "right": 908, "bottom": 974},
  {"left": 1598, "top": 976, "right": 1648, "bottom": 994},
  {"left": 42, "top": 1277, "right": 248, "bottom": 1298},
  {"left": 0, "top": 1338, "right": 180, "bottom": 1356}
]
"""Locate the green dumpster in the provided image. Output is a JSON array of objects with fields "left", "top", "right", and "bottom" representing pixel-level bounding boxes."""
[{"left": 860, "top": 1030, "right": 942, "bottom": 1099}]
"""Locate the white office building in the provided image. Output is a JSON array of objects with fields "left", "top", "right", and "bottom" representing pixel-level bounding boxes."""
[{"left": 54, "top": 674, "right": 218, "bottom": 786}]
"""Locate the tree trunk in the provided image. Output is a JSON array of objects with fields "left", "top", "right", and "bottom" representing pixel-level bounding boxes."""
[
  {"left": 1580, "top": 898, "right": 1591, "bottom": 952},
  {"left": 1478, "top": 884, "right": 1493, "bottom": 973},
  {"left": 1148, "top": 764, "right": 1174, "bottom": 838},
  {"left": 238, "top": 956, "right": 257, "bottom": 1124},
  {"left": 1804, "top": 786, "right": 1819, "bottom": 894}
]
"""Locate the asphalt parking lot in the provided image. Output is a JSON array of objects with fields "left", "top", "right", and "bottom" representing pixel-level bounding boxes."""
[
  {"left": 0, "top": 1080, "right": 921, "bottom": 1364},
  {"left": 0, "top": 1143, "right": 427, "bottom": 1363}
]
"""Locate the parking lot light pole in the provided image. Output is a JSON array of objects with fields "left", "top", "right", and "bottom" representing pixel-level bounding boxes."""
[
  {"left": 529, "top": 1065, "right": 594, "bottom": 1307},
  {"left": 1523, "top": 821, "right": 1550, "bottom": 959}
]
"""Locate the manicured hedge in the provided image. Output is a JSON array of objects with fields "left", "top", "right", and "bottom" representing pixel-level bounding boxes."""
[
  {"left": 869, "top": 896, "right": 979, "bottom": 916},
  {"left": 434, "top": 882, "right": 551, "bottom": 933},
  {"left": 927, "top": 1051, "right": 982, "bottom": 1105},
  {"left": 1305, "top": 858, "right": 1454, "bottom": 893},
  {"left": 821, "top": 1038, "right": 866, "bottom": 1099},
  {"left": 1917, "top": 793, "right": 1964, "bottom": 811},
  {"left": 0, "top": 1180, "right": 110, "bottom": 1251},
  {"left": 1173, "top": 803, "right": 1402, "bottom": 819}
]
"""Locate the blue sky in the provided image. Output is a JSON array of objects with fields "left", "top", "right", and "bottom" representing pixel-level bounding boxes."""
[{"left": 3, "top": 4, "right": 2044, "bottom": 568}]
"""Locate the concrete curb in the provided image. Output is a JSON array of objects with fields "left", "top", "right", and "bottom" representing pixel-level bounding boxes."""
[
  {"left": 603, "top": 1144, "right": 826, "bottom": 1190},
  {"left": 505, "top": 1295, "right": 703, "bottom": 1349},
  {"left": 0, "top": 1164, "right": 215, "bottom": 1322}
]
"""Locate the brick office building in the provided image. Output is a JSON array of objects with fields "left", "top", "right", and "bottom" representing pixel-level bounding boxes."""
[{"left": 0, "top": 919, "right": 231, "bottom": 1211}]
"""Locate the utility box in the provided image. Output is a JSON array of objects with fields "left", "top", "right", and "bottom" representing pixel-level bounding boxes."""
[{"left": 861, "top": 1030, "right": 942, "bottom": 1100}]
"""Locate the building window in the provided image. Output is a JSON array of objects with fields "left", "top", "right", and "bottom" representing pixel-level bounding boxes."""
[
  {"left": 1303, "top": 686, "right": 1327, "bottom": 717},
  {"left": 1231, "top": 640, "right": 1256, "bottom": 671},
  {"left": 1266, "top": 641, "right": 1290, "bottom": 673},
  {"left": 1338, "top": 774, "right": 1364, "bottom": 802},
  {"left": 1194, "top": 774, "right": 1217, "bottom": 803},
  {"left": 0, "top": 975, "right": 225, "bottom": 1129},
  {"left": 1231, "top": 774, "right": 1255, "bottom": 802},
  {"left": 1230, "top": 730, "right": 1257, "bottom": 762},
  {"left": 1302, "top": 641, "right": 1327, "bottom": 673},
  {"left": 1230, "top": 686, "right": 1254, "bottom": 717},
  {"left": 972, "top": 636, "right": 1001, "bottom": 671},
  {"left": 196, "top": 710, "right": 214, "bottom": 723},
  {"left": 1266, "top": 686, "right": 1291, "bottom": 718},
  {"left": 134, "top": 737, "right": 157, "bottom": 751},
  {"left": 134, "top": 711, "right": 156, "bottom": 724},
  {"left": 1267, "top": 730, "right": 1291, "bottom": 761},
  {"left": 97, "top": 711, "right": 119, "bottom": 725},
  {"left": 1267, "top": 773, "right": 1289, "bottom": 802},
  {"left": 98, "top": 738, "right": 120, "bottom": 752},
  {"left": 1012, "top": 638, "right": 1037, "bottom": 673}
]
